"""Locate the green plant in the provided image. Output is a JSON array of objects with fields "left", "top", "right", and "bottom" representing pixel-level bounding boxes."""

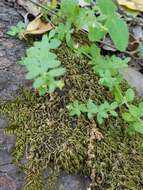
[
  {"left": 122, "top": 102, "right": 143, "bottom": 134},
  {"left": 67, "top": 100, "right": 118, "bottom": 124},
  {"left": 12, "top": 0, "right": 143, "bottom": 139},
  {"left": 21, "top": 35, "right": 66, "bottom": 95},
  {"left": 6, "top": 0, "right": 143, "bottom": 189},
  {"left": 7, "top": 21, "right": 25, "bottom": 39}
]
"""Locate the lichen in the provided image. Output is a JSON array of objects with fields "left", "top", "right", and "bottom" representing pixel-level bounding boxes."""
[{"left": 0, "top": 45, "right": 143, "bottom": 190}]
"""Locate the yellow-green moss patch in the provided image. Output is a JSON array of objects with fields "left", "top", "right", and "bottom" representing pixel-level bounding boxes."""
[{"left": 1, "top": 45, "right": 143, "bottom": 190}]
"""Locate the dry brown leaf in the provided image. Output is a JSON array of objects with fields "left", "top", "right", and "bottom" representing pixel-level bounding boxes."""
[
  {"left": 23, "top": 14, "right": 53, "bottom": 37},
  {"left": 117, "top": 0, "right": 143, "bottom": 12}
]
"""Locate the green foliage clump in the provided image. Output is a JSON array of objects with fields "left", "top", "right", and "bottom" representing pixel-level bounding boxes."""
[
  {"left": 21, "top": 35, "right": 66, "bottom": 95},
  {"left": 1, "top": 46, "right": 143, "bottom": 190},
  {"left": 67, "top": 100, "right": 118, "bottom": 124},
  {"left": 7, "top": 21, "right": 25, "bottom": 39}
]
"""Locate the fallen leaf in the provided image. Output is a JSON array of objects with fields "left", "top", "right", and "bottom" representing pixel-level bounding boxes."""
[
  {"left": 117, "top": 0, "right": 143, "bottom": 12},
  {"left": 23, "top": 14, "right": 53, "bottom": 37}
]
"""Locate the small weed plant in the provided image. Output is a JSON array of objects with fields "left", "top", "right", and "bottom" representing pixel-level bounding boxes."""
[
  {"left": 8, "top": 0, "right": 143, "bottom": 136},
  {"left": 7, "top": 21, "right": 25, "bottom": 39}
]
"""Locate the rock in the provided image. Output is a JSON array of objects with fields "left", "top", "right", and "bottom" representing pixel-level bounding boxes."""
[
  {"left": 0, "top": 150, "right": 12, "bottom": 166},
  {"left": 0, "top": 174, "right": 17, "bottom": 190},
  {"left": 0, "top": 116, "right": 8, "bottom": 129},
  {"left": 132, "top": 26, "right": 143, "bottom": 41},
  {"left": 0, "top": 132, "right": 16, "bottom": 153},
  {"left": 121, "top": 67, "right": 143, "bottom": 96},
  {"left": 0, "top": 0, "right": 27, "bottom": 101},
  {"left": 54, "top": 172, "right": 90, "bottom": 190}
]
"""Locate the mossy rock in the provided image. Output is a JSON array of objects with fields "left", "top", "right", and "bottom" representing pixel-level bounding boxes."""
[{"left": 0, "top": 45, "right": 143, "bottom": 190}]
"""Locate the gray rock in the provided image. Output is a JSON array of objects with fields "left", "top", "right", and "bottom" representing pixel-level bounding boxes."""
[
  {"left": 54, "top": 172, "right": 90, "bottom": 190},
  {"left": 0, "top": 173, "right": 17, "bottom": 190},
  {"left": 0, "top": 132, "right": 16, "bottom": 153},
  {"left": 0, "top": 116, "right": 8, "bottom": 129},
  {"left": 122, "top": 67, "right": 143, "bottom": 96},
  {"left": 132, "top": 26, "right": 143, "bottom": 41},
  {"left": 0, "top": 151, "right": 12, "bottom": 166}
]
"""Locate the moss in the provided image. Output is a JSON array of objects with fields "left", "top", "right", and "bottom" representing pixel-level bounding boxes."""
[{"left": 0, "top": 45, "right": 143, "bottom": 190}]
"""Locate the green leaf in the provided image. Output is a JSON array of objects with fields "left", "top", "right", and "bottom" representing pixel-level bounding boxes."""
[
  {"left": 129, "top": 105, "right": 139, "bottom": 118},
  {"left": 21, "top": 35, "right": 65, "bottom": 95},
  {"left": 139, "top": 102, "right": 143, "bottom": 116},
  {"left": 110, "top": 102, "right": 118, "bottom": 109},
  {"left": 49, "top": 39, "right": 61, "bottom": 49},
  {"left": 105, "top": 15, "right": 129, "bottom": 51},
  {"left": 48, "top": 80, "right": 58, "bottom": 93},
  {"left": 26, "top": 65, "right": 41, "bottom": 79},
  {"left": 49, "top": 29, "right": 56, "bottom": 39},
  {"left": 61, "top": 0, "right": 79, "bottom": 22},
  {"left": 88, "top": 26, "right": 106, "bottom": 42},
  {"left": 96, "top": 0, "right": 116, "bottom": 16},
  {"left": 122, "top": 112, "right": 134, "bottom": 122},
  {"left": 48, "top": 68, "right": 66, "bottom": 77},
  {"left": 7, "top": 21, "right": 25, "bottom": 38},
  {"left": 38, "top": 86, "right": 47, "bottom": 96},
  {"left": 110, "top": 110, "right": 118, "bottom": 117},
  {"left": 133, "top": 122, "right": 143, "bottom": 134},
  {"left": 86, "top": 99, "right": 98, "bottom": 119},
  {"left": 67, "top": 100, "right": 85, "bottom": 117},
  {"left": 125, "top": 88, "right": 135, "bottom": 102},
  {"left": 33, "top": 77, "right": 45, "bottom": 88}
]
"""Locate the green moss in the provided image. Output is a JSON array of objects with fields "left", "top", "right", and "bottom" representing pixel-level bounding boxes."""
[{"left": 0, "top": 45, "right": 143, "bottom": 190}]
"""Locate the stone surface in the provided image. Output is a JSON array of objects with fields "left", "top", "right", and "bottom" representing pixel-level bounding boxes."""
[
  {"left": 0, "top": 174, "right": 17, "bottom": 190},
  {"left": 54, "top": 172, "right": 90, "bottom": 190},
  {"left": 0, "top": 116, "right": 8, "bottom": 129},
  {"left": 122, "top": 67, "right": 143, "bottom": 96},
  {"left": 0, "top": 2, "right": 26, "bottom": 188},
  {"left": 0, "top": 0, "right": 26, "bottom": 101},
  {"left": 0, "top": 131, "right": 16, "bottom": 153},
  {"left": 0, "top": 150, "right": 12, "bottom": 166}
]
